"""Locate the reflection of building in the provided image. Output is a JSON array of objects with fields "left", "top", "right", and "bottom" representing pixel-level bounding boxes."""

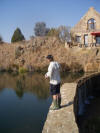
[{"left": 71, "top": 7, "right": 100, "bottom": 46}]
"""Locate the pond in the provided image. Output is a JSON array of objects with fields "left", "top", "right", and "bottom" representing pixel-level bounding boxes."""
[{"left": 0, "top": 72, "right": 83, "bottom": 133}]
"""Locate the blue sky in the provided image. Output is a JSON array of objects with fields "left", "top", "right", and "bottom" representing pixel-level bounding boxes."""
[{"left": 0, "top": 0, "right": 100, "bottom": 42}]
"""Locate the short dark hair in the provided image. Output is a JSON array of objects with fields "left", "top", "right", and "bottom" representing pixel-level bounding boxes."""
[{"left": 46, "top": 55, "right": 53, "bottom": 60}]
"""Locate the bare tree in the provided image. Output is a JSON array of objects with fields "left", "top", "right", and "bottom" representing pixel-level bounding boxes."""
[
  {"left": 58, "top": 26, "right": 71, "bottom": 42},
  {"left": 34, "top": 22, "right": 50, "bottom": 36}
]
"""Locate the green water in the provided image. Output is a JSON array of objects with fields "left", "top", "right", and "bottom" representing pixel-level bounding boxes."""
[{"left": 0, "top": 72, "right": 83, "bottom": 133}]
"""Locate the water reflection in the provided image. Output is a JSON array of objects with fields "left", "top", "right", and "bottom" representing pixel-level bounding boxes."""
[
  {"left": 0, "top": 72, "right": 84, "bottom": 133},
  {"left": 0, "top": 73, "right": 49, "bottom": 99},
  {"left": 16, "top": 80, "right": 24, "bottom": 98},
  {"left": 0, "top": 73, "right": 52, "bottom": 133},
  {"left": 0, "top": 72, "right": 84, "bottom": 99}
]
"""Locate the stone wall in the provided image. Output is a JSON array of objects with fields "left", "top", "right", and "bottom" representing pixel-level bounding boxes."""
[{"left": 74, "top": 72, "right": 100, "bottom": 125}]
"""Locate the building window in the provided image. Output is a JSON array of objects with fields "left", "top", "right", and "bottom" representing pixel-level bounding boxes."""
[
  {"left": 87, "top": 18, "right": 96, "bottom": 30},
  {"left": 96, "top": 37, "right": 100, "bottom": 44},
  {"left": 76, "top": 36, "right": 81, "bottom": 43}
]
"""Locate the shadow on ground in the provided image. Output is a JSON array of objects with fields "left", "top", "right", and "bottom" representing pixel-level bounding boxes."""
[{"left": 61, "top": 101, "right": 73, "bottom": 108}]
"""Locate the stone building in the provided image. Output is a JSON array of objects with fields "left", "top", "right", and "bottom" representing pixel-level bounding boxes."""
[{"left": 71, "top": 7, "right": 100, "bottom": 47}]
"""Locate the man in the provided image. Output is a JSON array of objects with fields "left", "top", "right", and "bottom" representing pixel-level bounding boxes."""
[{"left": 45, "top": 55, "right": 61, "bottom": 110}]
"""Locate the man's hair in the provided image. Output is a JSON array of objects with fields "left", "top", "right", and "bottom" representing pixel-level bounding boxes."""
[{"left": 46, "top": 55, "right": 53, "bottom": 60}]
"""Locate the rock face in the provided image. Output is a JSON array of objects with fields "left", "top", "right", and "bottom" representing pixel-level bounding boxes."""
[{"left": 42, "top": 83, "right": 78, "bottom": 133}]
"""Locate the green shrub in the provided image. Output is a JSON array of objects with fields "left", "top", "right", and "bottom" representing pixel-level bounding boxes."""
[
  {"left": 11, "top": 28, "right": 25, "bottom": 43},
  {"left": 19, "top": 67, "right": 28, "bottom": 74},
  {"left": 0, "top": 36, "right": 3, "bottom": 43}
]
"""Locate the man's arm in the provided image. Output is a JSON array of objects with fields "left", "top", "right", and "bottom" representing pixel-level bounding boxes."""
[{"left": 45, "top": 64, "right": 53, "bottom": 78}]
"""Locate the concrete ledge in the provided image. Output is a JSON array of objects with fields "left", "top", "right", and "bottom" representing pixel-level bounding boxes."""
[
  {"left": 42, "top": 72, "right": 100, "bottom": 133},
  {"left": 42, "top": 83, "right": 78, "bottom": 133}
]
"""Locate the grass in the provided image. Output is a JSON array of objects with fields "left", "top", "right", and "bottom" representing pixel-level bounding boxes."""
[{"left": 18, "top": 67, "right": 28, "bottom": 74}]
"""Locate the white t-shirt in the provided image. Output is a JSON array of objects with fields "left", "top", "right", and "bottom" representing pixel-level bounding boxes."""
[{"left": 45, "top": 61, "right": 61, "bottom": 85}]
